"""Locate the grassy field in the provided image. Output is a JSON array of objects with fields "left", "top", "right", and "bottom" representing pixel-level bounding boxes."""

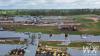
[
  {"left": 14, "top": 26, "right": 85, "bottom": 34},
  {"left": 15, "top": 26, "right": 63, "bottom": 34},
  {"left": 40, "top": 41, "right": 67, "bottom": 47},
  {"left": 39, "top": 41, "right": 100, "bottom": 48},
  {"left": 0, "top": 40, "right": 25, "bottom": 45},
  {"left": 69, "top": 14, "right": 96, "bottom": 23},
  {"left": 67, "top": 42, "right": 100, "bottom": 47},
  {"left": 79, "top": 21, "right": 100, "bottom": 35},
  {"left": 4, "top": 24, "right": 83, "bottom": 34},
  {"left": 71, "top": 15, "right": 100, "bottom": 35},
  {"left": 39, "top": 41, "right": 100, "bottom": 47},
  {"left": 67, "top": 42, "right": 89, "bottom": 47}
]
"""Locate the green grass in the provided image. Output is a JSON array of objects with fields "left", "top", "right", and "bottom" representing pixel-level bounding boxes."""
[
  {"left": 70, "top": 15, "right": 94, "bottom": 23},
  {"left": 81, "top": 23, "right": 93, "bottom": 28},
  {"left": 0, "top": 40, "right": 25, "bottom": 45},
  {"left": 7, "top": 24, "right": 100, "bottom": 35},
  {"left": 14, "top": 26, "right": 88, "bottom": 35},
  {"left": 95, "top": 22, "right": 100, "bottom": 29},
  {"left": 40, "top": 41, "right": 67, "bottom": 47},
  {"left": 67, "top": 42, "right": 89, "bottom": 47},
  {"left": 40, "top": 41, "right": 100, "bottom": 47},
  {"left": 80, "top": 21, "right": 100, "bottom": 35},
  {"left": 67, "top": 42, "right": 100, "bottom": 47},
  {"left": 15, "top": 25, "right": 100, "bottom": 35},
  {"left": 15, "top": 26, "right": 62, "bottom": 34},
  {"left": 77, "top": 19, "right": 94, "bottom": 23}
]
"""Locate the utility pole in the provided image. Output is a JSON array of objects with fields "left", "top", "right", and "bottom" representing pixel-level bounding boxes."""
[
  {"left": 38, "top": 32, "right": 42, "bottom": 39},
  {"left": 31, "top": 33, "right": 36, "bottom": 45}
]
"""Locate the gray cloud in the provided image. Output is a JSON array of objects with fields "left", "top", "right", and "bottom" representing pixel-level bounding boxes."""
[{"left": 0, "top": 0, "right": 100, "bottom": 9}]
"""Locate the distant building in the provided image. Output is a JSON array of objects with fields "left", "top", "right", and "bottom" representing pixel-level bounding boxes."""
[
  {"left": 0, "top": 16, "right": 35, "bottom": 26},
  {"left": 39, "top": 16, "right": 71, "bottom": 23},
  {"left": 35, "top": 16, "right": 81, "bottom": 29},
  {"left": 0, "top": 17, "right": 14, "bottom": 25},
  {"left": 0, "top": 16, "right": 81, "bottom": 28},
  {"left": 13, "top": 16, "right": 34, "bottom": 25}
]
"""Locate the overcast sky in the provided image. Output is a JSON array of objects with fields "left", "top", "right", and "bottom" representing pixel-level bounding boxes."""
[{"left": 0, "top": 0, "right": 100, "bottom": 9}]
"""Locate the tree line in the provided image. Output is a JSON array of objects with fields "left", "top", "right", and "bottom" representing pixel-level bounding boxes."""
[{"left": 0, "top": 9, "right": 100, "bottom": 16}]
